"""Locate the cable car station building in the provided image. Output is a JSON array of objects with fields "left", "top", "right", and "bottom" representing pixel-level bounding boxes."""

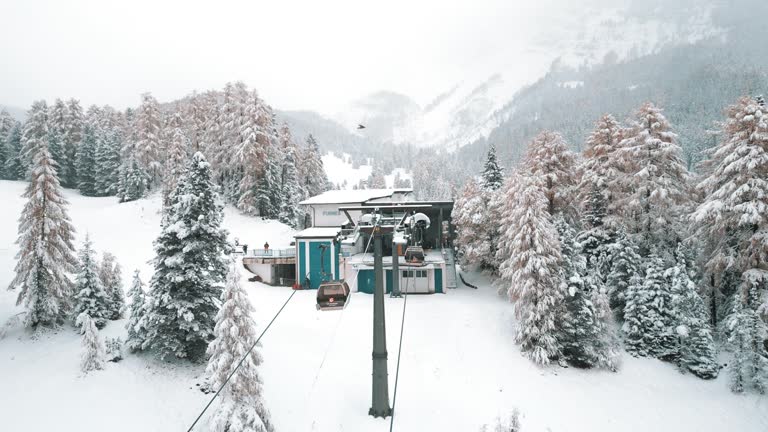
[{"left": 294, "top": 188, "right": 457, "bottom": 294}]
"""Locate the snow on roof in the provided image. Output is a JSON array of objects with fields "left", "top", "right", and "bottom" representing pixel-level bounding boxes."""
[
  {"left": 299, "top": 188, "right": 412, "bottom": 205},
  {"left": 294, "top": 227, "right": 342, "bottom": 238}
]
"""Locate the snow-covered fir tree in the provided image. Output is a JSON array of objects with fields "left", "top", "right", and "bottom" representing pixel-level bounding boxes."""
[
  {"left": 454, "top": 177, "right": 499, "bottom": 272},
  {"left": 496, "top": 172, "right": 564, "bottom": 365},
  {"left": 455, "top": 178, "right": 489, "bottom": 268},
  {"left": 301, "top": 134, "right": 331, "bottom": 198},
  {"left": 235, "top": 89, "right": 270, "bottom": 214},
  {"left": 480, "top": 145, "right": 504, "bottom": 191},
  {"left": 256, "top": 143, "right": 283, "bottom": 220},
  {"left": 8, "top": 137, "right": 78, "bottom": 327},
  {"left": 556, "top": 217, "right": 619, "bottom": 370},
  {"left": 725, "top": 271, "right": 768, "bottom": 393},
  {"left": 693, "top": 96, "right": 768, "bottom": 329},
  {"left": 76, "top": 123, "right": 99, "bottom": 196},
  {"left": 144, "top": 152, "right": 229, "bottom": 360},
  {"left": 0, "top": 110, "right": 16, "bottom": 179},
  {"left": 94, "top": 128, "right": 122, "bottom": 196},
  {"left": 117, "top": 156, "right": 149, "bottom": 202},
  {"left": 623, "top": 253, "right": 676, "bottom": 359},
  {"left": 134, "top": 93, "right": 164, "bottom": 188},
  {"left": 667, "top": 245, "right": 718, "bottom": 379},
  {"left": 206, "top": 258, "right": 274, "bottom": 432},
  {"left": 73, "top": 235, "right": 111, "bottom": 329},
  {"left": 48, "top": 99, "right": 70, "bottom": 175},
  {"left": 63, "top": 99, "right": 85, "bottom": 187},
  {"left": 576, "top": 186, "right": 614, "bottom": 279},
  {"left": 162, "top": 111, "right": 188, "bottom": 210},
  {"left": 604, "top": 228, "right": 642, "bottom": 321},
  {"left": 99, "top": 252, "right": 124, "bottom": 320},
  {"left": 20, "top": 100, "right": 50, "bottom": 175},
  {"left": 522, "top": 130, "right": 578, "bottom": 218},
  {"left": 76, "top": 312, "right": 106, "bottom": 373},
  {"left": 3, "top": 122, "right": 24, "bottom": 180},
  {"left": 125, "top": 270, "right": 149, "bottom": 353},
  {"left": 618, "top": 103, "right": 691, "bottom": 258},
  {"left": 367, "top": 164, "right": 387, "bottom": 189},
  {"left": 278, "top": 124, "right": 302, "bottom": 228}
]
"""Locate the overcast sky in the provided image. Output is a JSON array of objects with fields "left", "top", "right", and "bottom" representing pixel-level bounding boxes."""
[{"left": 1, "top": 0, "right": 602, "bottom": 115}]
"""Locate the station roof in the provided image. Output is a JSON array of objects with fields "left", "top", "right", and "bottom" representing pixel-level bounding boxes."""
[
  {"left": 294, "top": 227, "right": 342, "bottom": 239},
  {"left": 299, "top": 188, "right": 412, "bottom": 205}
]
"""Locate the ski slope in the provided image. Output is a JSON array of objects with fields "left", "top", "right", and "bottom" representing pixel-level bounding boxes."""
[{"left": 0, "top": 180, "right": 766, "bottom": 432}]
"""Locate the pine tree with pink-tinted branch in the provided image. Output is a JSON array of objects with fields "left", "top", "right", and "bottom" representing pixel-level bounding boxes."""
[
  {"left": 134, "top": 93, "right": 164, "bottom": 188},
  {"left": 618, "top": 103, "right": 691, "bottom": 257},
  {"left": 692, "top": 96, "right": 768, "bottom": 391},
  {"left": 206, "top": 258, "right": 274, "bottom": 432},
  {"left": 8, "top": 135, "right": 78, "bottom": 328},
  {"left": 454, "top": 178, "right": 495, "bottom": 271},
  {"left": 522, "top": 131, "right": 578, "bottom": 218},
  {"left": 496, "top": 172, "right": 565, "bottom": 365}
]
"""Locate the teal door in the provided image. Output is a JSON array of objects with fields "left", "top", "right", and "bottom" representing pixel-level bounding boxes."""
[
  {"left": 358, "top": 269, "right": 392, "bottom": 294},
  {"left": 309, "top": 241, "right": 332, "bottom": 289},
  {"left": 434, "top": 269, "right": 443, "bottom": 293}
]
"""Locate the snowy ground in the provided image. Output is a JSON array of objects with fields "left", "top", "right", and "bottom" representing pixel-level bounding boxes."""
[{"left": 0, "top": 180, "right": 766, "bottom": 432}]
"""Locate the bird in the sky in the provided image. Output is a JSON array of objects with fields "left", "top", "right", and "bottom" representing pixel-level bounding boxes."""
[{"left": 357, "top": 124, "right": 366, "bottom": 130}]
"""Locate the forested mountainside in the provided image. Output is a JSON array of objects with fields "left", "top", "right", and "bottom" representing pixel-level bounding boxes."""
[{"left": 459, "top": 0, "right": 768, "bottom": 176}]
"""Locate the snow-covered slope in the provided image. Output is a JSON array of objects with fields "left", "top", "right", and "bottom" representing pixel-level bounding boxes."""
[
  {"left": 322, "top": 152, "right": 412, "bottom": 190},
  {"left": 332, "top": 0, "right": 724, "bottom": 151},
  {"left": 0, "top": 180, "right": 766, "bottom": 432}
]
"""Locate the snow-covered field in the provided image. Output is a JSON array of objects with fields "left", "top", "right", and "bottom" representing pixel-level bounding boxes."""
[{"left": 0, "top": 180, "right": 766, "bottom": 432}]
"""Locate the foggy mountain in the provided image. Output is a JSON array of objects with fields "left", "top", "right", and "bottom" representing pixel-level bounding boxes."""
[{"left": 327, "top": 0, "right": 725, "bottom": 150}]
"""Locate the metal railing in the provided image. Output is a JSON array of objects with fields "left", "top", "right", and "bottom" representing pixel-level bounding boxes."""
[{"left": 248, "top": 248, "right": 296, "bottom": 258}]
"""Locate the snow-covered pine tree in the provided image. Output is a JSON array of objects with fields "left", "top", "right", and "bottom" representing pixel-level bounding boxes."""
[
  {"left": 556, "top": 217, "right": 619, "bottom": 370},
  {"left": 454, "top": 178, "right": 496, "bottom": 272},
  {"left": 8, "top": 136, "right": 78, "bottom": 327},
  {"left": 579, "top": 114, "right": 624, "bottom": 222},
  {"left": 522, "top": 130, "right": 578, "bottom": 218},
  {"left": 0, "top": 109, "right": 16, "bottom": 179},
  {"left": 604, "top": 228, "right": 642, "bottom": 321},
  {"left": 117, "top": 156, "right": 150, "bottom": 203},
  {"left": 725, "top": 271, "right": 768, "bottom": 393},
  {"left": 667, "top": 245, "right": 718, "bottom": 379},
  {"left": 76, "top": 312, "right": 106, "bottom": 373},
  {"left": 63, "top": 99, "right": 85, "bottom": 187},
  {"left": 302, "top": 134, "right": 331, "bottom": 198},
  {"left": 76, "top": 123, "right": 99, "bottom": 196},
  {"left": 480, "top": 145, "right": 504, "bottom": 191},
  {"left": 47, "top": 99, "right": 69, "bottom": 174},
  {"left": 576, "top": 186, "right": 614, "bottom": 277},
  {"left": 496, "top": 172, "right": 564, "bottom": 365},
  {"left": 623, "top": 253, "right": 676, "bottom": 359},
  {"left": 94, "top": 128, "right": 122, "bottom": 196},
  {"left": 256, "top": 141, "right": 283, "bottom": 220},
  {"left": 184, "top": 92, "right": 207, "bottom": 153},
  {"left": 20, "top": 100, "right": 49, "bottom": 176},
  {"left": 618, "top": 103, "right": 691, "bottom": 258},
  {"left": 367, "top": 164, "right": 387, "bottom": 189},
  {"left": 693, "top": 96, "right": 768, "bottom": 329},
  {"left": 144, "top": 152, "right": 229, "bottom": 360},
  {"left": 134, "top": 93, "right": 164, "bottom": 188},
  {"left": 235, "top": 89, "right": 269, "bottom": 214},
  {"left": 73, "top": 235, "right": 111, "bottom": 329},
  {"left": 99, "top": 252, "right": 124, "bottom": 320},
  {"left": 3, "top": 122, "right": 24, "bottom": 180},
  {"left": 162, "top": 111, "right": 188, "bottom": 210},
  {"left": 206, "top": 258, "right": 274, "bottom": 432},
  {"left": 278, "top": 124, "right": 302, "bottom": 228},
  {"left": 125, "top": 270, "right": 149, "bottom": 352}
]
